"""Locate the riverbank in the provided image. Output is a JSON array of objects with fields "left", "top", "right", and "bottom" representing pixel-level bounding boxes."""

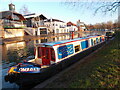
[{"left": 34, "top": 31, "right": 120, "bottom": 88}]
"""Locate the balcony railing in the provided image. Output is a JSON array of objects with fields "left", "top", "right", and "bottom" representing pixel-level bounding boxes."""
[
  {"left": 3, "top": 21, "right": 26, "bottom": 29},
  {"left": 59, "top": 26, "right": 66, "bottom": 28}
]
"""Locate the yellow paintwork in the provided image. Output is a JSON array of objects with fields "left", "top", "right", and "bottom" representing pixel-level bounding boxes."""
[{"left": 8, "top": 67, "right": 20, "bottom": 74}]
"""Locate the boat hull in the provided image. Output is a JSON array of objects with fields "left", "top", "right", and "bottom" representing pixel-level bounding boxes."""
[{"left": 5, "top": 41, "right": 105, "bottom": 87}]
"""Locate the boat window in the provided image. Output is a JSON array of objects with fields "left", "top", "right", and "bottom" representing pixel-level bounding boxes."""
[
  {"left": 98, "top": 38, "right": 100, "bottom": 43},
  {"left": 38, "top": 47, "right": 41, "bottom": 58},
  {"left": 96, "top": 38, "right": 98, "bottom": 43},
  {"left": 51, "top": 49, "right": 55, "bottom": 61},
  {"left": 91, "top": 39, "right": 94, "bottom": 46},
  {"left": 75, "top": 45, "right": 80, "bottom": 53},
  {"left": 100, "top": 38, "right": 101, "bottom": 42},
  {"left": 94, "top": 40, "right": 96, "bottom": 44}
]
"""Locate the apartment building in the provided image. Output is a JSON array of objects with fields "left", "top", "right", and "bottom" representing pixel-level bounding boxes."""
[{"left": 44, "top": 18, "right": 68, "bottom": 34}]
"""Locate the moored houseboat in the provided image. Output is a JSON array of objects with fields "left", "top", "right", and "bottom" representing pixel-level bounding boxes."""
[{"left": 5, "top": 35, "right": 106, "bottom": 86}]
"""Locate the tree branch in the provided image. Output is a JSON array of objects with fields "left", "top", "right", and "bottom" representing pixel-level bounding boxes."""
[{"left": 94, "top": 1, "right": 120, "bottom": 14}]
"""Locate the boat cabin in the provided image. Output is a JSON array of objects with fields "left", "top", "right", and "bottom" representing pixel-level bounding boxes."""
[{"left": 30, "top": 35, "right": 105, "bottom": 66}]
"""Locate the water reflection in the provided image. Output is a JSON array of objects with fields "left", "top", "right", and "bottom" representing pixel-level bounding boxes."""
[
  {"left": 1, "top": 31, "right": 105, "bottom": 89},
  {"left": 2, "top": 42, "right": 26, "bottom": 61}
]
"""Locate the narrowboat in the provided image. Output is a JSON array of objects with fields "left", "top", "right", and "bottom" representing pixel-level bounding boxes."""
[
  {"left": 5, "top": 35, "right": 105, "bottom": 86},
  {"left": 105, "top": 30, "right": 115, "bottom": 38}
]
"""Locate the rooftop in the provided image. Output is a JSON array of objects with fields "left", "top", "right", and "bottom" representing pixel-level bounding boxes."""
[
  {"left": 0, "top": 11, "right": 26, "bottom": 21},
  {"left": 45, "top": 19, "right": 65, "bottom": 23},
  {"left": 67, "top": 21, "right": 76, "bottom": 26},
  {"left": 24, "top": 13, "right": 47, "bottom": 19}
]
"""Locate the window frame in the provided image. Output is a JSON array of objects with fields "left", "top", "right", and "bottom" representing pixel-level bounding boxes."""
[{"left": 74, "top": 45, "right": 80, "bottom": 53}]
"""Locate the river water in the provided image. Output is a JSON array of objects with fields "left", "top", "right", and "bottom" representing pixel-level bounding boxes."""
[{"left": 1, "top": 31, "right": 105, "bottom": 89}]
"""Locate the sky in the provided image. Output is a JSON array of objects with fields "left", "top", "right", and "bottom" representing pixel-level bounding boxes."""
[{"left": 0, "top": 0, "right": 118, "bottom": 24}]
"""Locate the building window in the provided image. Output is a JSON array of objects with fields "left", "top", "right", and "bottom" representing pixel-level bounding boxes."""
[
  {"left": 67, "top": 29, "right": 69, "bottom": 32},
  {"left": 64, "top": 29, "right": 66, "bottom": 33},
  {"left": 53, "top": 29, "right": 55, "bottom": 33},
  {"left": 13, "top": 14, "right": 19, "bottom": 20},
  {"left": 74, "top": 45, "right": 80, "bottom": 53},
  {"left": 56, "top": 29, "right": 59, "bottom": 33}
]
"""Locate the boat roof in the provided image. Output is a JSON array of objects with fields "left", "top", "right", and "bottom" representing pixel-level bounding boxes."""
[{"left": 36, "top": 35, "right": 102, "bottom": 47}]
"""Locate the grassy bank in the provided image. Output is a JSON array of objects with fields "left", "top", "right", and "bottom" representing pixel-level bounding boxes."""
[{"left": 45, "top": 31, "right": 120, "bottom": 88}]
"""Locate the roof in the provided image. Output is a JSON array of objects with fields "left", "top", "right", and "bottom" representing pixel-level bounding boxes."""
[
  {"left": 45, "top": 19, "right": 65, "bottom": 23},
  {"left": 0, "top": 11, "right": 26, "bottom": 21},
  {"left": 24, "top": 13, "right": 47, "bottom": 19},
  {"left": 36, "top": 35, "right": 101, "bottom": 47},
  {"left": 67, "top": 21, "right": 76, "bottom": 26}
]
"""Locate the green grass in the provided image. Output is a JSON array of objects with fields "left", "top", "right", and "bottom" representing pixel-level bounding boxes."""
[
  {"left": 69, "top": 31, "right": 120, "bottom": 88},
  {"left": 45, "top": 31, "right": 120, "bottom": 88}
]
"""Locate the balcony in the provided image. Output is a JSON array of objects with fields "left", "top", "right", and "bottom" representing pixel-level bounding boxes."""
[
  {"left": 59, "top": 25, "right": 66, "bottom": 28},
  {"left": 3, "top": 21, "right": 26, "bottom": 29}
]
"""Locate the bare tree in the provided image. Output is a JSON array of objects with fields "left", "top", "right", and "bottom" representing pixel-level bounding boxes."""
[
  {"left": 86, "top": 20, "right": 119, "bottom": 29},
  {"left": 63, "top": 0, "right": 120, "bottom": 28},
  {"left": 94, "top": 1, "right": 120, "bottom": 14},
  {"left": 106, "top": 21, "right": 113, "bottom": 29},
  {"left": 63, "top": 0, "right": 120, "bottom": 14},
  {"left": 113, "top": 20, "right": 118, "bottom": 28},
  {"left": 118, "top": 7, "right": 120, "bottom": 27},
  {"left": 19, "top": 5, "right": 31, "bottom": 15}
]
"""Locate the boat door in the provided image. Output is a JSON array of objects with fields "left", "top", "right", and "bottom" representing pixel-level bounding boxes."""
[{"left": 41, "top": 47, "right": 50, "bottom": 65}]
